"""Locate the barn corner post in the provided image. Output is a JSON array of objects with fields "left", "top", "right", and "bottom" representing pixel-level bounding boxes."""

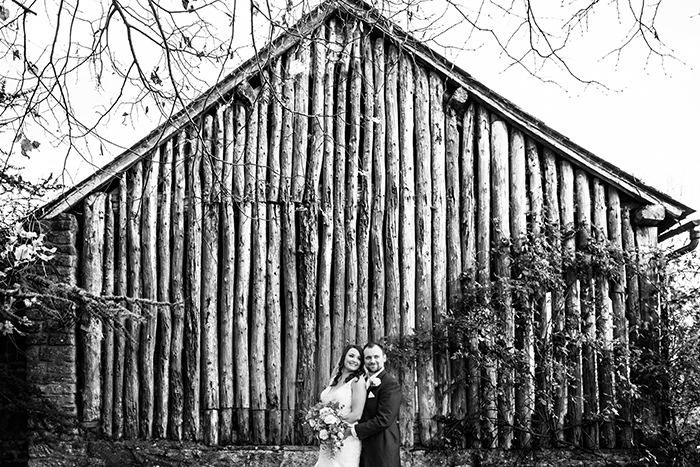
[{"left": 631, "top": 203, "right": 667, "bottom": 447}]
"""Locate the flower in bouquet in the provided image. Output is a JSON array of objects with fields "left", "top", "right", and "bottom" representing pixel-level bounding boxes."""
[{"left": 305, "top": 401, "right": 349, "bottom": 457}]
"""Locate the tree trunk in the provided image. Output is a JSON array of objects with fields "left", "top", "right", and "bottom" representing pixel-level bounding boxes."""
[
  {"left": 219, "top": 105, "right": 235, "bottom": 445},
  {"left": 125, "top": 162, "right": 142, "bottom": 439},
  {"left": 543, "top": 148, "right": 565, "bottom": 444},
  {"left": 510, "top": 129, "right": 532, "bottom": 448},
  {"left": 184, "top": 132, "right": 202, "bottom": 441},
  {"left": 250, "top": 85, "right": 267, "bottom": 444},
  {"left": 429, "top": 71, "right": 449, "bottom": 418},
  {"left": 344, "top": 24, "right": 361, "bottom": 348},
  {"left": 491, "top": 117, "right": 513, "bottom": 449},
  {"left": 607, "top": 187, "right": 632, "bottom": 448},
  {"left": 154, "top": 138, "right": 173, "bottom": 439},
  {"left": 593, "top": 178, "right": 615, "bottom": 448},
  {"left": 356, "top": 27, "right": 373, "bottom": 344},
  {"left": 576, "top": 169, "right": 598, "bottom": 449},
  {"left": 82, "top": 192, "right": 106, "bottom": 431},
  {"left": 560, "top": 160, "right": 582, "bottom": 446},
  {"left": 398, "top": 50, "right": 416, "bottom": 447},
  {"left": 384, "top": 44, "right": 400, "bottom": 341},
  {"left": 169, "top": 131, "right": 187, "bottom": 440},
  {"left": 414, "top": 63, "right": 437, "bottom": 445},
  {"left": 461, "top": 102, "right": 480, "bottom": 448},
  {"left": 369, "top": 36, "right": 386, "bottom": 341},
  {"left": 101, "top": 191, "right": 115, "bottom": 437},
  {"left": 476, "top": 104, "right": 496, "bottom": 448},
  {"left": 317, "top": 23, "right": 334, "bottom": 387},
  {"left": 201, "top": 114, "right": 220, "bottom": 446},
  {"left": 279, "top": 50, "right": 299, "bottom": 445},
  {"left": 266, "top": 58, "right": 283, "bottom": 446},
  {"left": 113, "top": 175, "right": 128, "bottom": 439}
]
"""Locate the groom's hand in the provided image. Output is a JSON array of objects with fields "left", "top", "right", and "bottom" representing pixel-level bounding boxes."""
[{"left": 344, "top": 427, "right": 352, "bottom": 439}]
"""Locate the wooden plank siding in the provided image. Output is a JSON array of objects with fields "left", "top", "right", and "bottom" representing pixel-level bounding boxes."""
[{"left": 68, "top": 15, "right": 678, "bottom": 449}]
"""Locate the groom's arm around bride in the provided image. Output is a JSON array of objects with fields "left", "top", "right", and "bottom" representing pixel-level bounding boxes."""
[{"left": 352, "top": 342, "right": 401, "bottom": 467}]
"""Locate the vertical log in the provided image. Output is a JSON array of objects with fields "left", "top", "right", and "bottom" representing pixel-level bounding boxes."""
[
  {"left": 491, "top": 117, "right": 513, "bottom": 449},
  {"left": 369, "top": 36, "right": 386, "bottom": 341},
  {"left": 233, "top": 102, "right": 246, "bottom": 203},
  {"left": 445, "top": 96, "right": 465, "bottom": 432},
  {"left": 384, "top": 44, "right": 400, "bottom": 342},
  {"left": 511, "top": 129, "right": 532, "bottom": 448},
  {"left": 125, "top": 163, "right": 142, "bottom": 439},
  {"left": 250, "top": 82, "right": 267, "bottom": 444},
  {"left": 101, "top": 191, "right": 115, "bottom": 437},
  {"left": 332, "top": 27, "right": 350, "bottom": 363},
  {"left": 344, "top": 24, "right": 361, "bottom": 347},
  {"left": 184, "top": 130, "right": 202, "bottom": 441},
  {"left": 398, "top": 51, "right": 416, "bottom": 447},
  {"left": 155, "top": 139, "right": 173, "bottom": 439},
  {"left": 560, "top": 160, "right": 582, "bottom": 446},
  {"left": 414, "top": 64, "right": 438, "bottom": 444},
  {"left": 528, "top": 139, "right": 550, "bottom": 445},
  {"left": 266, "top": 58, "right": 283, "bottom": 446},
  {"left": 113, "top": 176, "right": 128, "bottom": 439},
  {"left": 593, "top": 179, "right": 615, "bottom": 448},
  {"left": 576, "top": 169, "right": 598, "bottom": 449},
  {"left": 608, "top": 188, "right": 632, "bottom": 447},
  {"left": 140, "top": 150, "right": 159, "bottom": 439},
  {"left": 220, "top": 105, "right": 235, "bottom": 444},
  {"left": 169, "top": 131, "right": 186, "bottom": 440},
  {"left": 429, "top": 71, "right": 449, "bottom": 417},
  {"left": 291, "top": 39, "right": 311, "bottom": 201},
  {"left": 235, "top": 100, "right": 254, "bottom": 443},
  {"left": 476, "top": 104, "right": 496, "bottom": 448},
  {"left": 636, "top": 220, "right": 662, "bottom": 447},
  {"left": 543, "top": 149, "right": 565, "bottom": 443},
  {"left": 461, "top": 102, "right": 480, "bottom": 448},
  {"left": 318, "top": 23, "right": 335, "bottom": 386},
  {"left": 298, "top": 28, "right": 325, "bottom": 428},
  {"left": 622, "top": 207, "right": 640, "bottom": 349},
  {"left": 356, "top": 26, "right": 373, "bottom": 344},
  {"left": 280, "top": 51, "right": 300, "bottom": 445},
  {"left": 201, "top": 113, "right": 220, "bottom": 446},
  {"left": 81, "top": 192, "right": 106, "bottom": 431}
]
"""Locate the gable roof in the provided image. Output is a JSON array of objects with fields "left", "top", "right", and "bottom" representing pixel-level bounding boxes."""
[{"left": 36, "top": 0, "right": 694, "bottom": 230}]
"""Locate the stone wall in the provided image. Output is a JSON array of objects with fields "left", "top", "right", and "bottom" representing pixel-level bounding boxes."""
[{"left": 0, "top": 214, "right": 81, "bottom": 467}]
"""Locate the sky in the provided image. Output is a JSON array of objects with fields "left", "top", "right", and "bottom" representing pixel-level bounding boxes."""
[{"left": 9, "top": 0, "right": 700, "bottom": 218}]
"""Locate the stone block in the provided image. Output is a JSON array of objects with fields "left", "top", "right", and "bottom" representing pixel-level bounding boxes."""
[
  {"left": 48, "top": 333, "right": 76, "bottom": 346},
  {"left": 39, "top": 345, "right": 76, "bottom": 363},
  {"left": 44, "top": 230, "right": 76, "bottom": 247}
]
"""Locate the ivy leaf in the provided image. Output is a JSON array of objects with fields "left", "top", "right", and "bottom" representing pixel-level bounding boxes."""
[{"left": 0, "top": 6, "right": 10, "bottom": 21}]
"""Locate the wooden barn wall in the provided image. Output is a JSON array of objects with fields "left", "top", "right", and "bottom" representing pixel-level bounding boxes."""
[{"left": 75, "top": 16, "right": 662, "bottom": 449}]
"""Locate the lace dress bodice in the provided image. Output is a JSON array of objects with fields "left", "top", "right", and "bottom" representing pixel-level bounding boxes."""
[{"left": 314, "top": 379, "right": 361, "bottom": 467}]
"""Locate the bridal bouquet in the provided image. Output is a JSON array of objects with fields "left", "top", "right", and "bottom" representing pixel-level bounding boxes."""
[{"left": 305, "top": 401, "right": 349, "bottom": 457}]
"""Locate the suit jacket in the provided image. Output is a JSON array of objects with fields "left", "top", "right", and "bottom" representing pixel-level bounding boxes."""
[{"left": 355, "top": 369, "right": 401, "bottom": 467}]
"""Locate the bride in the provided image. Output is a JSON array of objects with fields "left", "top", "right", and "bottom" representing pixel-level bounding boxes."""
[{"left": 314, "top": 344, "right": 368, "bottom": 467}]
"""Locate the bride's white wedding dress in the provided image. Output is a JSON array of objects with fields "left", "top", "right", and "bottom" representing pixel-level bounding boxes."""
[{"left": 314, "top": 379, "right": 362, "bottom": 467}]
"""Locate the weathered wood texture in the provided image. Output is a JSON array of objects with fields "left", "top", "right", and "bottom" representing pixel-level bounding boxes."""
[{"left": 71, "top": 20, "right": 667, "bottom": 450}]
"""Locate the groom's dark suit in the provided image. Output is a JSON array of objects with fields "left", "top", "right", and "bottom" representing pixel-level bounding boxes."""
[{"left": 354, "top": 369, "right": 401, "bottom": 467}]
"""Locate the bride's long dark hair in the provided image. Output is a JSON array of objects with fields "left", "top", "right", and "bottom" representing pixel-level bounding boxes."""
[{"left": 330, "top": 344, "right": 365, "bottom": 386}]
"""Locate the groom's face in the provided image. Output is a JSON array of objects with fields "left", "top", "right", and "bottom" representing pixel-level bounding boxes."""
[{"left": 363, "top": 346, "right": 386, "bottom": 374}]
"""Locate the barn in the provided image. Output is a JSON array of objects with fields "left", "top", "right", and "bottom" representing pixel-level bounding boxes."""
[{"left": 12, "top": 0, "right": 697, "bottom": 464}]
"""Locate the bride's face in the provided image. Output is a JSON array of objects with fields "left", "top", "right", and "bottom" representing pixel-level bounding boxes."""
[{"left": 343, "top": 348, "right": 362, "bottom": 372}]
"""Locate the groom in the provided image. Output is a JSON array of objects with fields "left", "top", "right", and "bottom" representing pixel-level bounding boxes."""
[{"left": 348, "top": 342, "right": 401, "bottom": 467}]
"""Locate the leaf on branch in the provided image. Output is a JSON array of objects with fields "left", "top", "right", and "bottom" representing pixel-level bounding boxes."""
[
  {"left": 150, "top": 68, "right": 162, "bottom": 85},
  {"left": 12, "top": 49, "right": 20, "bottom": 60},
  {"left": 0, "top": 5, "right": 10, "bottom": 21},
  {"left": 182, "top": 0, "right": 188, "bottom": 10},
  {"left": 19, "top": 136, "right": 39, "bottom": 157}
]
